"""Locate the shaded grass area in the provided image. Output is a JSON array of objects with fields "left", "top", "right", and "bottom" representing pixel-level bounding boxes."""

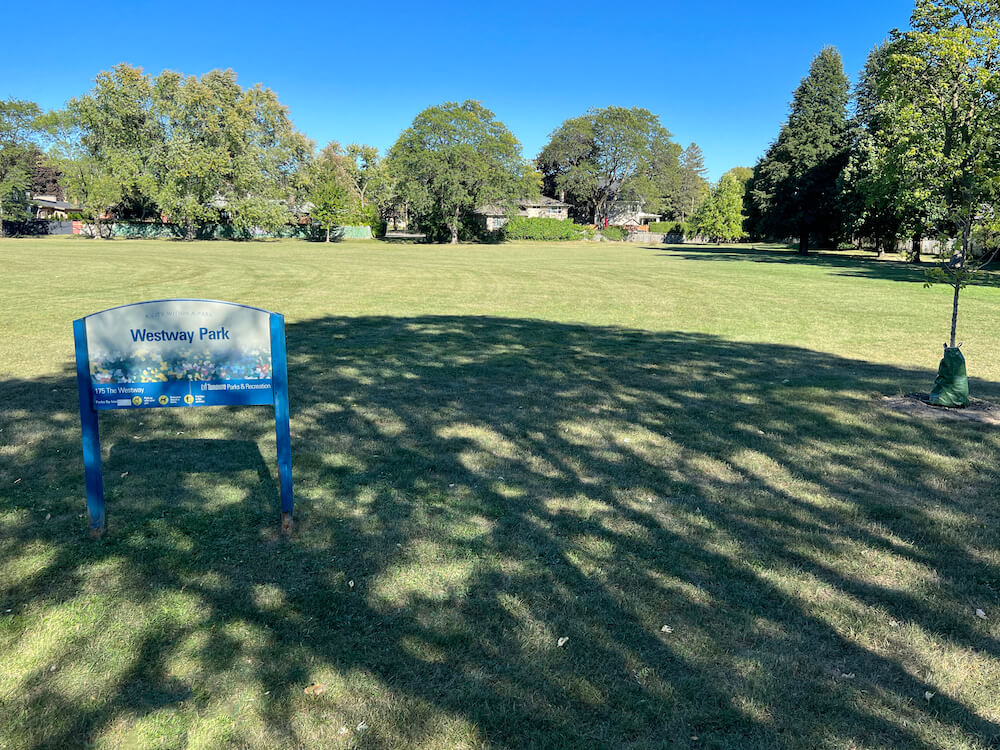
[
  {"left": 2, "top": 315, "right": 1000, "bottom": 749},
  {"left": 650, "top": 242, "right": 1000, "bottom": 287}
]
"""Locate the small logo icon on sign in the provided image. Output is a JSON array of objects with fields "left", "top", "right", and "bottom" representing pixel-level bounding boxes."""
[
  {"left": 158, "top": 395, "right": 169, "bottom": 405},
  {"left": 183, "top": 394, "right": 194, "bottom": 405},
  {"left": 132, "top": 396, "right": 142, "bottom": 406}
]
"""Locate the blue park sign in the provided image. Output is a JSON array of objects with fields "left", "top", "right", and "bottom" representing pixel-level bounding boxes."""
[{"left": 73, "top": 299, "right": 293, "bottom": 536}]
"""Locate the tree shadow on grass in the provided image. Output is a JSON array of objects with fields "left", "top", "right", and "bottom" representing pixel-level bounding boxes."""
[
  {"left": 649, "top": 244, "right": 1000, "bottom": 287},
  {"left": 2, "top": 317, "right": 1000, "bottom": 748}
]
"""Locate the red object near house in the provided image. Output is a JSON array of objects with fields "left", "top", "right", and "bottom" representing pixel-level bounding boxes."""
[{"left": 72, "top": 221, "right": 82, "bottom": 235}]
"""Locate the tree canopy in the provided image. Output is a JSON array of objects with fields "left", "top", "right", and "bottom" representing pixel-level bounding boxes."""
[
  {"left": 694, "top": 168, "right": 751, "bottom": 243},
  {"left": 0, "top": 99, "right": 42, "bottom": 236},
  {"left": 64, "top": 63, "right": 310, "bottom": 238},
  {"left": 388, "top": 100, "right": 531, "bottom": 243},
  {"left": 537, "top": 107, "right": 681, "bottom": 224}
]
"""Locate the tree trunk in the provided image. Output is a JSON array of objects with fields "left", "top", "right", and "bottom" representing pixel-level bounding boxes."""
[
  {"left": 798, "top": 229, "right": 809, "bottom": 255},
  {"left": 0, "top": 202, "right": 5, "bottom": 238},
  {"left": 325, "top": 225, "right": 330, "bottom": 242},
  {"left": 875, "top": 238, "right": 884, "bottom": 259},
  {"left": 185, "top": 220, "right": 195, "bottom": 242},
  {"left": 450, "top": 205, "right": 459, "bottom": 244},
  {"left": 949, "top": 221, "right": 972, "bottom": 348},
  {"left": 911, "top": 234, "right": 921, "bottom": 264},
  {"left": 949, "top": 281, "right": 960, "bottom": 348}
]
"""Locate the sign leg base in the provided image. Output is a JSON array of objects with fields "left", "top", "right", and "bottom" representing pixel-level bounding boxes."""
[
  {"left": 89, "top": 524, "right": 105, "bottom": 540},
  {"left": 281, "top": 512, "right": 293, "bottom": 536}
]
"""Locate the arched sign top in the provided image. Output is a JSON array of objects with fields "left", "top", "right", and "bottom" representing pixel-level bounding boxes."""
[
  {"left": 80, "top": 298, "right": 276, "bottom": 319},
  {"left": 73, "top": 299, "right": 293, "bottom": 536},
  {"left": 81, "top": 299, "right": 274, "bottom": 410}
]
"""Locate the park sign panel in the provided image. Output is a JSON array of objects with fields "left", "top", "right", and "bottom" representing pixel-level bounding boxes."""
[{"left": 73, "top": 299, "right": 293, "bottom": 536}]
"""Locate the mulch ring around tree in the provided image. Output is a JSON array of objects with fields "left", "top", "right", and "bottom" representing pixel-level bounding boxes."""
[{"left": 881, "top": 393, "right": 1000, "bottom": 424}]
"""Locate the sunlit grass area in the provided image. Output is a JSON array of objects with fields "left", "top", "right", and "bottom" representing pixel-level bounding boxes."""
[{"left": 2, "top": 237, "right": 1000, "bottom": 748}]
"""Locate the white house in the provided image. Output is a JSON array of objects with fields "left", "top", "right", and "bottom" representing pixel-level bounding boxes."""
[
  {"left": 604, "top": 200, "right": 660, "bottom": 227},
  {"left": 477, "top": 196, "right": 572, "bottom": 231}
]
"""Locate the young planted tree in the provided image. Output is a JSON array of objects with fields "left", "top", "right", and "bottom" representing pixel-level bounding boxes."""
[
  {"left": 0, "top": 99, "right": 42, "bottom": 237},
  {"left": 388, "top": 101, "right": 528, "bottom": 243},
  {"left": 878, "top": 0, "right": 1000, "bottom": 405},
  {"left": 748, "top": 47, "right": 851, "bottom": 253},
  {"left": 537, "top": 107, "right": 681, "bottom": 224}
]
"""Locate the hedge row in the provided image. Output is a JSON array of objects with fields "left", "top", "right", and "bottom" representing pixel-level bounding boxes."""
[
  {"left": 648, "top": 221, "right": 694, "bottom": 236},
  {"left": 502, "top": 216, "right": 588, "bottom": 240}
]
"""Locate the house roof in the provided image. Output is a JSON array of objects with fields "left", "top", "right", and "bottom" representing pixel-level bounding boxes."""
[
  {"left": 30, "top": 198, "right": 78, "bottom": 210},
  {"left": 521, "top": 196, "right": 571, "bottom": 208},
  {"left": 476, "top": 196, "right": 572, "bottom": 215}
]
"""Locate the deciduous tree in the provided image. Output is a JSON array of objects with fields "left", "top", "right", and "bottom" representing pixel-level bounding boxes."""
[
  {"left": 537, "top": 107, "right": 681, "bottom": 224},
  {"left": 883, "top": 0, "right": 1000, "bottom": 350},
  {"left": 0, "top": 99, "right": 42, "bottom": 237},
  {"left": 388, "top": 101, "right": 528, "bottom": 244},
  {"left": 694, "top": 169, "right": 749, "bottom": 243}
]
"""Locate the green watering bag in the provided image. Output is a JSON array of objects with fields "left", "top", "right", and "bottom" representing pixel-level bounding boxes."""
[{"left": 929, "top": 347, "right": 969, "bottom": 407}]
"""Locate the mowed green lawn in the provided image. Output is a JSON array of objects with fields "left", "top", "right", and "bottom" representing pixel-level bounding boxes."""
[{"left": 2, "top": 237, "right": 1000, "bottom": 749}]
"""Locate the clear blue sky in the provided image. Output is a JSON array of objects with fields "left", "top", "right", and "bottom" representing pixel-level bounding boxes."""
[{"left": 1, "top": 0, "right": 915, "bottom": 181}]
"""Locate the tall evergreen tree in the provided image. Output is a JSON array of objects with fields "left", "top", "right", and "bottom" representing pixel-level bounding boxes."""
[
  {"left": 748, "top": 47, "right": 851, "bottom": 254},
  {"left": 676, "top": 142, "right": 709, "bottom": 221}
]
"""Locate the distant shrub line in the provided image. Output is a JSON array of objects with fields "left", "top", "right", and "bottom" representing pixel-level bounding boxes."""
[
  {"left": 648, "top": 221, "right": 693, "bottom": 236},
  {"left": 501, "top": 217, "right": 591, "bottom": 241}
]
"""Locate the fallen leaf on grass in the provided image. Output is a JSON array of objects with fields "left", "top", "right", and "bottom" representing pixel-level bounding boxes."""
[
  {"left": 557, "top": 636, "right": 569, "bottom": 648},
  {"left": 44, "top": 513, "right": 51, "bottom": 521},
  {"left": 840, "top": 673, "right": 855, "bottom": 679},
  {"left": 348, "top": 580, "right": 355, "bottom": 589},
  {"left": 120, "top": 472, "right": 128, "bottom": 478},
  {"left": 303, "top": 683, "right": 327, "bottom": 696},
  {"left": 356, "top": 721, "right": 369, "bottom": 732},
  {"left": 13, "top": 478, "right": 21, "bottom": 484},
  {"left": 660, "top": 625, "right": 673, "bottom": 634},
  {"left": 924, "top": 691, "right": 935, "bottom": 702},
  {"left": 975, "top": 608, "right": 987, "bottom": 620}
]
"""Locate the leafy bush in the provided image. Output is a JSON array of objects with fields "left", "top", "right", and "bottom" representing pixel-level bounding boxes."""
[
  {"left": 601, "top": 226, "right": 627, "bottom": 242},
  {"left": 648, "top": 221, "right": 692, "bottom": 236},
  {"left": 502, "top": 216, "right": 583, "bottom": 240}
]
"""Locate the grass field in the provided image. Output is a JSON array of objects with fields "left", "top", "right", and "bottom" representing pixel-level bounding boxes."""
[{"left": 2, "top": 237, "right": 1000, "bottom": 749}]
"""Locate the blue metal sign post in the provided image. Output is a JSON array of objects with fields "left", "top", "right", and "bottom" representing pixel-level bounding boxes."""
[{"left": 73, "top": 300, "right": 293, "bottom": 537}]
